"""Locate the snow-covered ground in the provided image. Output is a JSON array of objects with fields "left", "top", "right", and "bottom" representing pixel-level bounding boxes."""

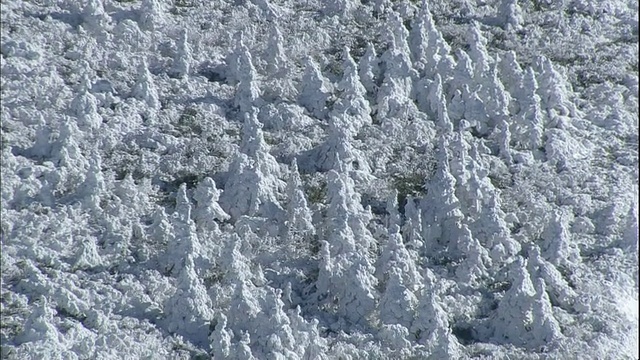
[{"left": 1, "top": 0, "right": 638, "bottom": 358}]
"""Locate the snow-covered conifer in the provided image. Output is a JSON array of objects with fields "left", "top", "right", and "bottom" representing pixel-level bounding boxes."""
[
  {"left": 330, "top": 47, "right": 372, "bottom": 132},
  {"left": 82, "top": 0, "right": 110, "bottom": 31},
  {"left": 492, "top": 257, "right": 537, "bottom": 346},
  {"left": 427, "top": 74, "right": 454, "bottom": 133},
  {"left": 170, "top": 29, "right": 191, "bottom": 79},
  {"left": 70, "top": 75, "right": 101, "bottom": 131},
  {"left": 284, "top": 159, "right": 315, "bottom": 244},
  {"left": 265, "top": 24, "right": 287, "bottom": 76},
  {"left": 622, "top": 200, "right": 639, "bottom": 252},
  {"left": 210, "top": 314, "right": 233, "bottom": 359},
  {"left": 226, "top": 31, "right": 247, "bottom": 86},
  {"left": 498, "top": 0, "right": 524, "bottom": 31},
  {"left": 228, "top": 281, "right": 262, "bottom": 335},
  {"left": 377, "top": 225, "right": 423, "bottom": 292},
  {"left": 514, "top": 67, "right": 545, "bottom": 150},
  {"left": 298, "top": 57, "right": 332, "bottom": 119},
  {"left": 379, "top": 268, "right": 419, "bottom": 328},
  {"left": 358, "top": 42, "right": 380, "bottom": 96},
  {"left": 534, "top": 55, "right": 575, "bottom": 117},
  {"left": 17, "top": 296, "right": 58, "bottom": 344},
  {"left": 496, "top": 118, "right": 514, "bottom": 165},
  {"left": 411, "top": 288, "right": 460, "bottom": 356},
  {"left": 72, "top": 237, "right": 104, "bottom": 271},
  {"left": 385, "top": 189, "right": 401, "bottom": 230},
  {"left": 150, "top": 206, "right": 175, "bottom": 249},
  {"left": 163, "top": 255, "right": 214, "bottom": 347},
  {"left": 531, "top": 278, "right": 564, "bottom": 346},
  {"left": 163, "top": 184, "right": 203, "bottom": 275},
  {"left": 402, "top": 195, "right": 424, "bottom": 254},
  {"left": 234, "top": 49, "right": 262, "bottom": 114},
  {"left": 409, "top": 0, "right": 453, "bottom": 78},
  {"left": 467, "top": 22, "right": 491, "bottom": 82},
  {"left": 79, "top": 154, "right": 106, "bottom": 211},
  {"left": 139, "top": 0, "right": 164, "bottom": 32},
  {"left": 450, "top": 49, "right": 475, "bottom": 93},
  {"left": 193, "top": 177, "right": 230, "bottom": 233},
  {"left": 527, "top": 245, "right": 577, "bottom": 311},
  {"left": 131, "top": 58, "right": 160, "bottom": 111},
  {"left": 498, "top": 50, "right": 524, "bottom": 99},
  {"left": 455, "top": 224, "right": 491, "bottom": 287},
  {"left": 234, "top": 332, "right": 257, "bottom": 360},
  {"left": 541, "top": 209, "right": 580, "bottom": 268}
]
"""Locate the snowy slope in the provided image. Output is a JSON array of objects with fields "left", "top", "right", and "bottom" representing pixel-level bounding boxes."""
[{"left": 1, "top": 0, "right": 638, "bottom": 359}]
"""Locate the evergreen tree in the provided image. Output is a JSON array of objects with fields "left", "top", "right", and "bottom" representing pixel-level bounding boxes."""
[
  {"left": 409, "top": 0, "right": 454, "bottom": 78},
  {"left": 82, "top": 0, "right": 110, "bottom": 32},
  {"left": 530, "top": 278, "right": 564, "bottom": 346},
  {"left": 358, "top": 42, "right": 380, "bottom": 96},
  {"left": 467, "top": 22, "right": 491, "bottom": 82},
  {"left": 131, "top": 58, "right": 160, "bottom": 112},
  {"left": 69, "top": 74, "right": 101, "bottom": 131},
  {"left": 210, "top": 314, "right": 233, "bottom": 359},
  {"left": 298, "top": 56, "right": 332, "bottom": 119},
  {"left": 379, "top": 268, "right": 419, "bottom": 328},
  {"left": 541, "top": 209, "right": 580, "bottom": 268},
  {"left": 163, "top": 255, "right": 214, "bottom": 347},
  {"left": 139, "top": 0, "right": 164, "bottom": 32},
  {"left": 427, "top": 74, "right": 454, "bottom": 133},
  {"left": 170, "top": 29, "right": 191, "bottom": 79},
  {"left": 491, "top": 257, "right": 537, "bottom": 347},
  {"left": 534, "top": 55, "right": 575, "bottom": 117},
  {"left": 284, "top": 159, "right": 315, "bottom": 246},
  {"left": 498, "top": 0, "right": 524, "bottom": 31},
  {"left": 376, "top": 225, "right": 423, "bottom": 292},
  {"left": 193, "top": 177, "right": 230, "bottom": 234},
  {"left": 233, "top": 49, "right": 262, "bottom": 114},
  {"left": 514, "top": 67, "right": 546, "bottom": 151},
  {"left": 527, "top": 245, "right": 578, "bottom": 311},
  {"left": 385, "top": 189, "right": 401, "bottom": 230},
  {"left": 330, "top": 47, "right": 372, "bottom": 133},
  {"left": 411, "top": 288, "right": 461, "bottom": 357}
]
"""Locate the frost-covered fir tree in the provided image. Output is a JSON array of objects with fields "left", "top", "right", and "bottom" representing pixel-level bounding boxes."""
[
  {"left": 329, "top": 47, "right": 372, "bottom": 134},
  {"left": 164, "top": 184, "right": 203, "bottom": 275},
  {"left": 233, "top": 48, "right": 262, "bottom": 114},
  {"left": 534, "top": 55, "right": 575, "bottom": 117},
  {"left": 498, "top": 0, "right": 524, "bottom": 31},
  {"left": 78, "top": 154, "right": 106, "bottom": 212},
  {"left": 16, "top": 296, "right": 58, "bottom": 345},
  {"left": 298, "top": 57, "right": 332, "bottom": 119},
  {"left": 409, "top": 0, "right": 454, "bottom": 78},
  {"left": 376, "top": 225, "right": 423, "bottom": 293},
  {"left": 284, "top": 159, "right": 315, "bottom": 246},
  {"left": 467, "top": 22, "right": 491, "bottom": 82},
  {"left": 193, "top": 177, "right": 230, "bottom": 234},
  {"left": 498, "top": 50, "right": 524, "bottom": 102},
  {"left": 420, "top": 136, "right": 464, "bottom": 257},
  {"left": 209, "top": 314, "right": 233, "bottom": 359},
  {"left": 411, "top": 288, "right": 461, "bottom": 357},
  {"left": 455, "top": 223, "right": 491, "bottom": 287},
  {"left": 385, "top": 189, "right": 401, "bottom": 230},
  {"left": 358, "top": 42, "right": 380, "bottom": 96},
  {"left": 530, "top": 278, "right": 564, "bottom": 346},
  {"left": 131, "top": 58, "right": 160, "bottom": 112},
  {"left": 163, "top": 255, "right": 214, "bottom": 347},
  {"left": 540, "top": 209, "right": 580, "bottom": 268},
  {"left": 254, "top": 288, "right": 298, "bottom": 358},
  {"left": 240, "top": 110, "right": 284, "bottom": 182},
  {"left": 514, "top": 67, "right": 545, "bottom": 151},
  {"left": 82, "top": 0, "right": 110, "bottom": 32},
  {"left": 491, "top": 257, "right": 537, "bottom": 347},
  {"left": 170, "top": 29, "right": 191, "bottom": 79},
  {"left": 622, "top": 200, "right": 639, "bottom": 252},
  {"left": 263, "top": 24, "right": 296, "bottom": 101},
  {"left": 527, "top": 245, "right": 578, "bottom": 311},
  {"left": 427, "top": 74, "right": 454, "bottom": 133},
  {"left": 139, "top": 0, "right": 164, "bottom": 32},
  {"left": 69, "top": 75, "right": 101, "bottom": 131},
  {"left": 402, "top": 195, "right": 424, "bottom": 256},
  {"left": 379, "top": 267, "right": 419, "bottom": 329}
]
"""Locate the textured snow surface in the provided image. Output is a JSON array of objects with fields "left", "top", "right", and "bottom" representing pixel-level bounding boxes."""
[{"left": 1, "top": 0, "right": 638, "bottom": 359}]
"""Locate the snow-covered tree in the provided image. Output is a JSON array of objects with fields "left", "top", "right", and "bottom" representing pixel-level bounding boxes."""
[
  {"left": 69, "top": 75, "right": 101, "bottom": 131},
  {"left": 411, "top": 288, "right": 461, "bottom": 357},
  {"left": 193, "top": 177, "right": 230, "bottom": 234},
  {"left": 379, "top": 268, "right": 419, "bottom": 328},
  {"left": 385, "top": 189, "right": 401, "bottom": 230},
  {"left": 409, "top": 0, "right": 454, "bottom": 78},
  {"left": 530, "top": 278, "right": 564, "bottom": 346},
  {"left": 455, "top": 223, "right": 491, "bottom": 287},
  {"left": 209, "top": 314, "right": 233, "bottom": 359},
  {"left": 329, "top": 46, "right": 372, "bottom": 133},
  {"left": 139, "top": 0, "right": 164, "bottom": 32},
  {"left": 540, "top": 209, "right": 580, "bottom": 268},
  {"left": 358, "top": 42, "right": 380, "bottom": 96},
  {"left": 233, "top": 49, "right": 262, "bottom": 114},
  {"left": 427, "top": 74, "right": 454, "bottom": 133},
  {"left": 527, "top": 245, "right": 578, "bottom": 311},
  {"left": 170, "top": 29, "right": 191, "bottom": 79},
  {"left": 377, "top": 225, "right": 423, "bottom": 292},
  {"left": 163, "top": 255, "right": 214, "bottom": 347},
  {"left": 514, "top": 67, "right": 546, "bottom": 151},
  {"left": 467, "top": 22, "right": 491, "bottom": 82},
  {"left": 82, "top": 0, "right": 110, "bottom": 31},
  {"left": 498, "top": 0, "right": 524, "bottom": 31},
  {"left": 534, "top": 55, "right": 575, "bottom": 117},
  {"left": 284, "top": 159, "right": 315, "bottom": 245},
  {"left": 131, "top": 58, "right": 160, "bottom": 112},
  {"left": 298, "top": 57, "right": 332, "bottom": 119}
]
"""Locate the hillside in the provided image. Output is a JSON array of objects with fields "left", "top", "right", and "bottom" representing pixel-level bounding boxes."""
[{"left": 1, "top": 0, "right": 638, "bottom": 358}]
